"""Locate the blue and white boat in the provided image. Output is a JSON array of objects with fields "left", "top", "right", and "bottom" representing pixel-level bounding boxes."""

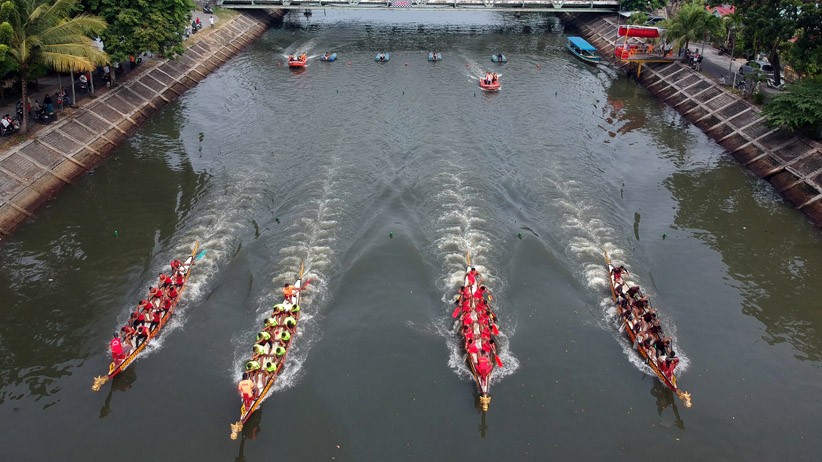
[
  {"left": 320, "top": 52, "right": 337, "bottom": 62},
  {"left": 375, "top": 53, "right": 390, "bottom": 62},
  {"left": 428, "top": 52, "right": 442, "bottom": 62},
  {"left": 566, "top": 36, "right": 601, "bottom": 64},
  {"left": 491, "top": 53, "right": 507, "bottom": 63}
]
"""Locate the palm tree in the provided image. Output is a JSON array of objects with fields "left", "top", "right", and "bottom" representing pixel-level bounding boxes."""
[
  {"left": 662, "top": 1, "right": 722, "bottom": 57},
  {"left": 3, "top": 0, "right": 108, "bottom": 133}
]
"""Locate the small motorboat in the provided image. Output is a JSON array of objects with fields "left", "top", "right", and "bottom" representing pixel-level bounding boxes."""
[
  {"left": 479, "top": 77, "right": 501, "bottom": 91},
  {"left": 375, "top": 53, "right": 390, "bottom": 62},
  {"left": 288, "top": 56, "right": 307, "bottom": 68},
  {"left": 491, "top": 54, "right": 507, "bottom": 63},
  {"left": 428, "top": 52, "right": 442, "bottom": 62},
  {"left": 320, "top": 53, "right": 337, "bottom": 62}
]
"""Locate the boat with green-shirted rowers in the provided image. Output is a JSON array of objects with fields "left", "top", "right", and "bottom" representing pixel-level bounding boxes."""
[
  {"left": 92, "top": 242, "right": 204, "bottom": 392},
  {"left": 230, "top": 263, "right": 307, "bottom": 439}
]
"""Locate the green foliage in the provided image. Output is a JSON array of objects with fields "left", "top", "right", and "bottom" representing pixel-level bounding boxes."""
[
  {"left": 87, "top": 0, "right": 195, "bottom": 62},
  {"left": 627, "top": 12, "right": 649, "bottom": 25},
  {"left": 762, "top": 78, "right": 822, "bottom": 137},
  {"left": 731, "top": 1, "right": 802, "bottom": 84},
  {"left": 661, "top": 1, "right": 723, "bottom": 52},
  {"left": 786, "top": 2, "right": 822, "bottom": 78},
  {"left": 1, "top": 0, "right": 108, "bottom": 131},
  {"left": 620, "top": 0, "right": 667, "bottom": 13}
]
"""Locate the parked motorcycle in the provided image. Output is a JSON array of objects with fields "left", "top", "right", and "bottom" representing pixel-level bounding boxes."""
[
  {"left": 0, "top": 116, "right": 20, "bottom": 136},
  {"left": 203, "top": 5, "right": 213, "bottom": 14},
  {"left": 766, "top": 78, "right": 786, "bottom": 91}
]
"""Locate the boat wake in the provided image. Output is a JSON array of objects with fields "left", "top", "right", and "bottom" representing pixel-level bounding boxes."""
[
  {"left": 427, "top": 170, "right": 519, "bottom": 385},
  {"left": 543, "top": 176, "right": 690, "bottom": 377},
  {"left": 230, "top": 163, "right": 344, "bottom": 399}
]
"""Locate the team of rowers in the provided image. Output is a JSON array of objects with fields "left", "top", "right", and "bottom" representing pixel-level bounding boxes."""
[
  {"left": 482, "top": 72, "right": 500, "bottom": 85},
  {"left": 610, "top": 265, "right": 680, "bottom": 379},
  {"left": 236, "top": 281, "right": 309, "bottom": 412},
  {"left": 455, "top": 268, "right": 500, "bottom": 379},
  {"left": 108, "top": 259, "right": 190, "bottom": 363}
]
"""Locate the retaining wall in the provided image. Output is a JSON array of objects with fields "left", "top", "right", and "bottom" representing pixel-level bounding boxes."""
[
  {"left": 565, "top": 14, "right": 822, "bottom": 227},
  {"left": 0, "top": 10, "right": 284, "bottom": 237}
]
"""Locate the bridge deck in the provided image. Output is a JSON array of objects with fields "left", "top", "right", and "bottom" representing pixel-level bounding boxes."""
[{"left": 218, "top": 0, "right": 619, "bottom": 13}]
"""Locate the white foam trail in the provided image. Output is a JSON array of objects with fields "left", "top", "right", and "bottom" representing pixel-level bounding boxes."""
[
  {"left": 428, "top": 171, "right": 518, "bottom": 385},
  {"left": 230, "top": 164, "right": 343, "bottom": 400},
  {"left": 540, "top": 171, "right": 690, "bottom": 378}
]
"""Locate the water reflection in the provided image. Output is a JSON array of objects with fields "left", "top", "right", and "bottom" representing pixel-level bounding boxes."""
[
  {"left": 667, "top": 162, "right": 822, "bottom": 360},
  {"left": 98, "top": 366, "right": 137, "bottom": 419},
  {"left": 477, "top": 409, "right": 489, "bottom": 438},
  {"left": 650, "top": 381, "right": 685, "bottom": 430},
  {"left": 234, "top": 411, "right": 263, "bottom": 462}
]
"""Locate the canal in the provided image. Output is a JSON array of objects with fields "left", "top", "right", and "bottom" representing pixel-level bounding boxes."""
[{"left": 1, "top": 10, "right": 820, "bottom": 461}]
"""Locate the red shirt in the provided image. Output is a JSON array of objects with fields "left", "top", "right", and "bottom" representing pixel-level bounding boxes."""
[
  {"left": 164, "top": 275, "right": 173, "bottom": 286},
  {"left": 173, "top": 275, "right": 183, "bottom": 286},
  {"left": 136, "top": 313, "right": 146, "bottom": 323},
  {"left": 152, "top": 312, "right": 161, "bottom": 323},
  {"left": 139, "top": 326, "right": 149, "bottom": 335},
  {"left": 168, "top": 287, "right": 178, "bottom": 299},
  {"left": 162, "top": 298, "right": 172, "bottom": 309},
  {"left": 110, "top": 338, "right": 123, "bottom": 355},
  {"left": 466, "top": 273, "right": 476, "bottom": 285}
]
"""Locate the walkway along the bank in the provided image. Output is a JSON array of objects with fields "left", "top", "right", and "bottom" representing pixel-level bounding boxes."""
[
  {"left": 565, "top": 13, "right": 822, "bottom": 228},
  {"left": 0, "top": 10, "right": 284, "bottom": 238}
]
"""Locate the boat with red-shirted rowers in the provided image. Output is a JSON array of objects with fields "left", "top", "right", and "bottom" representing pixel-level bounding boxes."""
[
  {"left": 230, "top": 263, "right": 307, "bottom": 439},
  {"left": 604, "top": 251, "right": 692, "bottom": 407},
  {"left": 453, "top": 254, "right": 503, "bottom": 411},
  {"left": 92, "top": 242, "right": 204, "bottom": 391}
]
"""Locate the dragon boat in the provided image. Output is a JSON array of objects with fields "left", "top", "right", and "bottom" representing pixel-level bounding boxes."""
[
  {"left": 230, "top": 264, "right": 306, "bottom": 439},
  {"left": 604, "top": 251, "right": 692, "bottom": 407},
  {"left": 92, "top": 242, "right": 203, "bottom": 391},
  {"left": 453, "top": 253, "right": 503, "bottom": 412}
]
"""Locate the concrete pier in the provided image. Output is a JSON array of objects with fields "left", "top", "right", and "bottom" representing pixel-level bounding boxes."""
[
  {"left": 566, "top": 13, "right": 822, "bottom": 227},
  {"left": 0, "top": 10, "right": 284, "bottom": 237}
]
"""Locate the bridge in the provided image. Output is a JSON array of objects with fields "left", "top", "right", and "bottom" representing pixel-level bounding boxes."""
[{"left": 218, "top": 0, "right": 620, "bottom": 14}]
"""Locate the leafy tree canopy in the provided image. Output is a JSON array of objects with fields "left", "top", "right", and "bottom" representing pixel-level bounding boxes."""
[
  {"left": 731, "top": 0, "right": 802, "bottom": 84},
  {"left": 620, "top": 0, "right": 667, "bottom": 13},
  {"left": 786, "top": 2, "right": 821, "bottom": 78},
  {"left": 661, "top": 1, "right": 723, "bottom": 53},
  {"left": 86, "top": 0, "right": 194, "bottom": 62},
  {"left": 763, "top": 78, "right": 822, "bottom": 138}
]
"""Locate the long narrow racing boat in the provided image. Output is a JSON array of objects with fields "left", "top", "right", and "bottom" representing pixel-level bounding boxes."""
[
  {"left": 604, "top": 251, "right": 692, "bottom": 407},
  {"left": 453, "top": 253, "right": 503, "bottom": 411},
  {"left": 92, "top": 242, "right": 203, "bottom": 391},
  {"left": 230, "top": 263, "right": 307, "bottom": 439}
]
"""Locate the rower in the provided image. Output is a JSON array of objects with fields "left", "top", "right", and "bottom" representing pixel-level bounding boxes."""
[
  {"left": 474, "top": 286, "right": 487, "bottom": 300},
  {"left": 283, "top": 316, "right": 297, "bottom": 328},
  {"left": 273, "top": 303, "right": 287, "bottom": 315},
  {"left": 171, "top": 259, "right": 182, "bottom": 271},
  {"left": 173, "top": 272, "right": 184, "bottom": 287},
  {"left": 612, "top": 265, "right": 628, "bottom": 283},
  {"left": 238, "top": 372, "right": 255, "bottom": 410},
  {"left": 135, "top": 325, "right": 150, "bottom": 347},
  {"left": 283, "top": 284, "right": 297, "bottom": 303},
  {"left": 110, "top": 333, "right": 126, "bottom": 361},
  {"left": 149, "top": 286, "right": 163, "bottom": 301},
  {"left": 246, "top": 360, "right": 261, "bottom": 373},
  {"left": 263, "top": 360, "right": 278, "bottom": 374},
  {"left": 477, "top": 356, "right": 492, "bottom": 377},
  {"left": 279, "top": 330, "right": 291, "bottom": 343},
  {"left": 290, "top": 304, "right": 301, "bottom": 314},
  {"left": 167, "top": 285, "right": 179, "bottom": 300},
  {"left": 274, "top": 346, "right": 286, "bottom": 357},
  {"left": 257, "top": 331, "right": 271, "bottom": 344},
  {"left": 264, "top": 317, "right": 278, "bottom": 329},
  {"left": 160, "top": 297, "right": 172, "bottom": 314},
  {"left": 149, "top": 310, "right": 162, "bottom": 331}
]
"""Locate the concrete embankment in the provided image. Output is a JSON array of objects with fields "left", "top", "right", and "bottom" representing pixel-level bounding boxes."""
[
  {"left": 0, "top": 10, "right": 284, "bottom": 237},
  {"left": 564, "top": 14, "right": 822, "bottom": 228}
]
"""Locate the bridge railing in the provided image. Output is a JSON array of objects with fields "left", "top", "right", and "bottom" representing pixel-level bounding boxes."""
[{"left": 218, "top": 0, "right": 620, "bottom": 12}]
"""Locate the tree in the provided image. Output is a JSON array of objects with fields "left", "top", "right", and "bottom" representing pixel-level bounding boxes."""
[
  {"left": 786, "top": 2, "right": 822, "bottom": 78},
  {"left": 661, "top": 1, "right": 723, "bottom": 55},
  {"left": 762, "top": 78, "right": 822, "bottom": 138},
  {"left": 2, "top": 0, "right": 108, "bottom": 133},
  {"left": 86, "top": 0, "right": 194, "bottom": 83},
  {"left": 619, "top": 0, "right": 667, "bottom": 13},
  {"left": 732, "top": 1, "right": 802, "bottom": 86}
]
